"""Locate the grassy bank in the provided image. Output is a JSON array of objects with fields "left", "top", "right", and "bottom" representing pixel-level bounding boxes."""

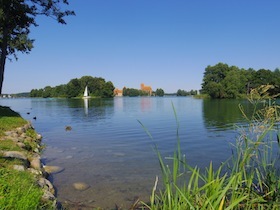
[
  {"left": 0, "top": 106, "right": 26, "bottom": 136},
  {"left": 141, "top": 85, "right": 280, "bottom": 209},
  {"left": 0, "top": 106, "right": 53, "bottom": 209}
]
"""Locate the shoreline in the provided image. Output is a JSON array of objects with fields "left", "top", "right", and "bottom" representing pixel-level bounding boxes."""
[{"left": 1, "top": 121, "right": 59, "bottom": 208}]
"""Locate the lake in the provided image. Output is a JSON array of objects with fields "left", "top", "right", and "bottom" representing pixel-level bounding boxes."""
[{"left": 0, "top": 97, "right": 252, "bottom": 209}]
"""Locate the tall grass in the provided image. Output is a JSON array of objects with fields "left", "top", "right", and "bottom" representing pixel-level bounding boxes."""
[
  {"left": 141, "top": 85, "right": 280, "bottom": 209},
  {"left": 0, "top": 168, "right": 44, "bottom": 209}
]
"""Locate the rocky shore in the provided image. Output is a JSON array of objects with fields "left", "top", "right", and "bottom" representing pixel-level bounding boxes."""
[{"left": 0, "top": 122, "right": 58, "bottom": 208}]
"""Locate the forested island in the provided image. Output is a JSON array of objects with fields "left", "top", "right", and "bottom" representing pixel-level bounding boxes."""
[
  {"left": 27, "top": 63, "right": 280, "bottom": 99},
  {"left": 201, "top": 63, "right": 280, "bottom": 99},
  {"left": 30, "top": 76, "right": 115, "bottom": 98}
]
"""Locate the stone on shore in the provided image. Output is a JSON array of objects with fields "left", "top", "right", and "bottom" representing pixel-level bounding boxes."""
[
  {"left": 1, "top": 122, "right": 57, "bottom": 205},
  {"left": 30, "top": 155, "right": 42, "bottom": 170},
  {"left": 38, "top": 178, "right": 55, "bottom": 195},
  {"left": 1, "top": 151, "right": 27, "bottom": 160},
  {"left": 41, "top": 189, "right": 56, "bottom": 202}
]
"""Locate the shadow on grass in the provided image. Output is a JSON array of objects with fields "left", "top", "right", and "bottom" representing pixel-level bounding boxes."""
[{"left": 0, "top": 106, "right": 21, "bottom": 118}]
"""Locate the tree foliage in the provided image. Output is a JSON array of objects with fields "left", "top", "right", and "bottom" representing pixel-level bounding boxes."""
[
  {"left": 30, "top": 76, "right": 115, "bottom": 98},
  {"left": 201, "top": 63, "right": 280, "bottom": 99},
  {"left": 122, "top": 87, "right": 153, "bottom": 97},
  {"left": 155, "top": 88, "right": 164, "bottom": 97},
  {"left": 177, "top": 89, "right": 197, "bottom": 96},
  {"left": 0, "top": 0, "right": 75, "bottom": 94}
]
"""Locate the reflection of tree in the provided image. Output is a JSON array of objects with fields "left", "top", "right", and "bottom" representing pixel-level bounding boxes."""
[{"left": 202, "top": 99, "right": 253, "bottom": 130}]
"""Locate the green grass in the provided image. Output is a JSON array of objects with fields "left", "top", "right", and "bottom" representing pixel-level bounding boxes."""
[
  {"left": 141, "top": 85, "right": 280, "bottom": 210},
  {"left": 0, "top": 106, "right": 27, "bottom": 136},
  {"left": 0, "top": 168, "right": 44, "bottom": 209},
  {"left": 24, "top": 128, "right": 44, "bottom": 152},
  {"left": 0, "top": 139, "right": 22, "bottom": 151},
  {"left": 0, "top": 157, "right": 26, "bottom": 168},
  {"left": 0, "top": 106, "right": 54, "bottom": 209}
]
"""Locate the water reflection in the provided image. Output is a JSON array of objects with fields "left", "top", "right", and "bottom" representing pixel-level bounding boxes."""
[
  {"left": 29, "top": 98, "right": 115, "bottom": 126},
  {"left": 202, "top": 99, "right": 253, "bottom": 130},
  {"left": 84, "top": 98, "right": 88, "bottom": 116},
  {"left": 202, "top": 100, "right": 258, "bottom": 130}
]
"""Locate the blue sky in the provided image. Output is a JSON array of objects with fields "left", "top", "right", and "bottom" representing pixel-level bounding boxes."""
[{"left": 3, "top": 0, "right": 280, "bottom": 94}]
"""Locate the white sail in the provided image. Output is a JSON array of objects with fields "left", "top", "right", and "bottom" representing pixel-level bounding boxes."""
[{"left": 84, "top": 86, "right": 88, "bottom": 97}]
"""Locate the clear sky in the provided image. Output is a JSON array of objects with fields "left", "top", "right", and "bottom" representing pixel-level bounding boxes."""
[{"left": 3, "top": 0, "right": 280, "bottom": 94}]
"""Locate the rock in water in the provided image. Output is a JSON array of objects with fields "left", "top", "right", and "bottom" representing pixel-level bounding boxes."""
[
  {"left": 43, "top": 165, "right": 64, "bottom": 174},
  {"left": 73, "top": 182, "right": 90, "bottom": 191}
]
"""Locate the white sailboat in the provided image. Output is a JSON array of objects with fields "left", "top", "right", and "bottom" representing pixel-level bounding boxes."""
[{"left": 83, "top": 86, "right": 91, "bottom": 99}]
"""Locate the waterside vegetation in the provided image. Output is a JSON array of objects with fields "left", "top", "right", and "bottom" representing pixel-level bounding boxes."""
[
  {"left": 141, "top": 85, "right": 280, "bottom": 209},
  {"left": 0, "top": 106, "right": 55, "bottom": 209},
  {"left": 201, "top": 63, "right": 280, "bottom": 99}
]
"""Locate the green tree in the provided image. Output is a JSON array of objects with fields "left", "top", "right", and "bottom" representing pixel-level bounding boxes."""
[
  {"left": 91, "top": 77, "right": 106, "bottom": 96},
  {"left": 251, "top": 69, "right": 274, "bottom": 88},
  {"left": 273, "top": 68, "right": 280, "bottom": 94},
  {"left": 207, "top": 82, "right": 225, "bottom": 98},
  {"left": 51, "top": 84, "right": 67, "bottom": 97},
  {"left": 155, "top": 88, "right": 164, "bottom": 97},
  {"left": 42, "top": 86, "right": 52, "bottom": 98},
  {"left": 222, "top": 66, "right": 247, "bottom": 98},
  {"left": 30, "top": 88, "right": 41, "bottom": 97},
  {"left": 101, "top": 81, "right": 115, "bottom": 98},
  {"left": 122, "top": 87, "right": 128, "bottom": 96},
  {"left": 201, "top": 63, "right": 230, "bottom": 97},
  {"left": 123, "top": 88, "right": 140, "bottom": 97},
  {"left": 177, "top": 89, "right": 188, "bottom": 96},
  {"left": 29, "top": 76, "right": 115, "bottom": 98},
  {"left": 0, "top": 0, "right": 75, "bottom": 94},
  {"left": 66, "top": 78, "right": 81, "bottom": 98},
  {"left": 190, "top": 90, "right": 197, "bottom": 95}
]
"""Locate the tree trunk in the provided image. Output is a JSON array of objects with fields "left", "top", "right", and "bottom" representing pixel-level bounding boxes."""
[{"left": 0, "top": 29, "right": 8, "bottom": 95}]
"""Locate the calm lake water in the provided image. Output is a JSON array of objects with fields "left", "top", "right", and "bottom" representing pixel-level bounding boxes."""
[{"left": 0, "top": 97, "right": 252, "bottom": 209}]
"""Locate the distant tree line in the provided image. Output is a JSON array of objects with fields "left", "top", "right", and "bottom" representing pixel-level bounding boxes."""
[
  {"left": 30, "top": 76, "right": 115, "bottom": 98},
  {"left": 122, "top": 87, "right": 165, "bottom": 97},
  {"left": 177, "top": 89, "right": 198, "bottom": 96},
  {"left": 201, "top": 63, "right": 280, "bottom": 99}
]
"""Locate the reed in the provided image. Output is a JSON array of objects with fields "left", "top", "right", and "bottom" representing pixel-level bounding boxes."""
[{"left": 141, "top": 85, "right": 280, "bottom": 209}]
